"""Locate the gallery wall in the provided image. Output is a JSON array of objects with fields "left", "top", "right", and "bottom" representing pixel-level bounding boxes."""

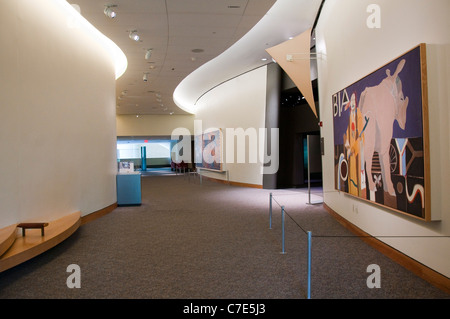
[
  {"left": 116, "top": 114, "right": 195, "bottom": 137},
  {"left": 194, "top": 66, "right": 268, "bottom": 187},
  {"left": 0, "top": 0, "right": 119, "bottom": 227},
  {"left": 315, "top": 0, "right": 450, "bottom": 277}
]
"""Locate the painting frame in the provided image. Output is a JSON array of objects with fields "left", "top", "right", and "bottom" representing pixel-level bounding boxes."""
[
  {"left": 332, "top": 43, "right": 430, "bottom": 221},
  {"left": 195, "top": 128, "right": 224, "bottom": 171}
]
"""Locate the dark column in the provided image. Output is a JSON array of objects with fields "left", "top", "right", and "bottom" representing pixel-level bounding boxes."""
[{"left": 263, "top": 63, "right": 281, "bottom": 189}]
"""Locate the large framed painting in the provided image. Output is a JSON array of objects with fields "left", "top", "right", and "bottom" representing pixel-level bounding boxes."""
[
  {"left": 195, "top": 129, "right": 223, "bottom": 171},
  {"left": 332, "top": 43, "right": 430, "bottom": 221}
]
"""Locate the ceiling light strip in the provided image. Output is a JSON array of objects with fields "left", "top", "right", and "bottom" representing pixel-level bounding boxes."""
[{"left": 57, "top": 0, "right": 127, "bottom": 79}]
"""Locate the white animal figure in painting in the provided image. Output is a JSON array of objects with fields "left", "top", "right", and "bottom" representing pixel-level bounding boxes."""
[{"left": 359, "top": 59, "right": 409, "bottom": 196}]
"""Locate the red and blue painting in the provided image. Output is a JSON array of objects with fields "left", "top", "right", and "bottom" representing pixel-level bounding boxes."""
[
  {"left": 195, "top": 129, "right": 223, "bottom": 171},
  {"left": 332, "top": 44, "right": 430, "bottom": 220}
]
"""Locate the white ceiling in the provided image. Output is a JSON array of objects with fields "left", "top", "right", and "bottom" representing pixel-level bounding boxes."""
[{"left": 67, "top": 0, "right": 322, "bottom": 116}]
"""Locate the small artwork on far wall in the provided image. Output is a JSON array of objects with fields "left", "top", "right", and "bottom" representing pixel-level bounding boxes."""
[
  {"left": 195, "top": 129, "right": 223, "bottom": 171},
  {"left": 332, "top": 43, "right": 430, "bottom": 221}
]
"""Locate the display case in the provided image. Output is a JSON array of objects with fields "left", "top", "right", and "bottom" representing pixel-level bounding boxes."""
[{"left": 116, "top": 173, "right": 141, "bottom": 206}]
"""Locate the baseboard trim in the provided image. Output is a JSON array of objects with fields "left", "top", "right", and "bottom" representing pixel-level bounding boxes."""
[
  {"left": 323, "top": 203, "right": 450, "bottom": 294},
  {"left": 200, "top": 175, "right": 263, "bottom": 189},
  {"left": 229, "top": 180, "right": 263, "bottom": 189},
  {"left": 81, "top": 202, "right": 118, "bottom": 225}
]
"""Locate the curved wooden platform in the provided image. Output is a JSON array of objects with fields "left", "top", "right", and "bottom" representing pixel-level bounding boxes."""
[
  {"left": 0, "top": 211, "right": 81, "bottom": 272},
  {"left": 0, "top": 224, "right": 17, "bottom": 257}
]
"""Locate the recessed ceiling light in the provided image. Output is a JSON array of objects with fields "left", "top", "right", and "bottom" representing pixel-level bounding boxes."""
[
  {"left": 104, "top": 5, "right": 117, "bottom": 18},
  {"left": 261, "top": 58, "right": 267, "bottom": 61},
  {"left": 129, "top": 30, "right": 139, "bottom": 41},
  {"left": 145, "top": 49, "right": 152, "bottom": 60}
]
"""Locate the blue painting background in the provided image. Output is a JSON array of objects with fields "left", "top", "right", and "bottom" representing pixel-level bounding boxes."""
[{"left": 333, "top": 45, "right": 424, "bottom": 146}]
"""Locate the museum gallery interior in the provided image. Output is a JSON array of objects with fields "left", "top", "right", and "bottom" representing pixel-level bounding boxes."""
[{"left": 0, "top": 0, "right": 449, "bottom": 299}]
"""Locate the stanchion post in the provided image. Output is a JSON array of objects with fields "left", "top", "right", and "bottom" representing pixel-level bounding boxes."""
[
  {"left": 307, "top": 135, "right": 311, "bottom": 205},
  {"left": 307, "top": 231, "right": 312, "bottom": 299},
  {"left": 281, "top": 206, "right": 286, "bottom": 254},
  {"left": 269, "top": 193, "right": 272, "bottom": 229}
]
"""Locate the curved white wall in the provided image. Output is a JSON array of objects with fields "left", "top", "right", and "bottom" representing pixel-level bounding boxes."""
[
  {"left": 0, "top": 0, "right": 119, "bottom": 227},
  {"left": 195, "top": 67, "right": 268, "bottom": 186},
  {"left": 315, "top": 0, "right": 450, "bottom": 277}
]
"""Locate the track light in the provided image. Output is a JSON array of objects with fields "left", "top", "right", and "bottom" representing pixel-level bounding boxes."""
[
  {"left": 129, "top": 30, "right": 139, "bottom": 41},
  {"left": 143, "top": 72, "right": 149, "bottom": 82},
  {"left": 104, "top": 5, "right": 117, "bottom": 18},
  {"left": 145, "top": 49, "right": 152, "bottom": 60}
]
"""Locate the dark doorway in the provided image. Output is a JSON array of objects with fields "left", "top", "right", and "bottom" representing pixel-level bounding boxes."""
[
  {"left": 276, "top": 81, "right": 322, "bottom": 189},
  {"left": 302, "top": 133, "right": 322, "bottom": 186}
]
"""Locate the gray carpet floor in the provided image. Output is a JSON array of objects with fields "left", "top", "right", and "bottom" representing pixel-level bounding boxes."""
[{"left": 0, "top": 171, "right": 448, "bottom": 299}]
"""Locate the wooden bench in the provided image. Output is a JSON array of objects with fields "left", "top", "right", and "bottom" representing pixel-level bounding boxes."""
[
  {"left": 1, "top": 212, "right": 81, "bottom": 273},
  {"left": 17, "top": 222, "right": 49, "bottom": 236}
]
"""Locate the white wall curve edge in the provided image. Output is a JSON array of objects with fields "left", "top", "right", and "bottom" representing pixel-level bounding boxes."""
[
  {"left": 60, "top": 0, "right": 128, "bottom": 79},
  {"left": 173, "top": 0, "right": 323, "bottom": 114}
]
